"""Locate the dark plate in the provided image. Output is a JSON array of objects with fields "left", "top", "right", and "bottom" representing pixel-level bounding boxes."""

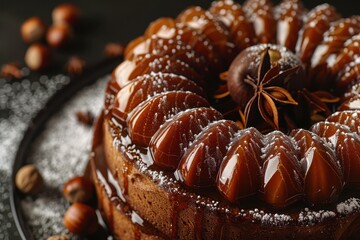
[{"left": 9, "top": 57, "right": 121, "bottom": 240}]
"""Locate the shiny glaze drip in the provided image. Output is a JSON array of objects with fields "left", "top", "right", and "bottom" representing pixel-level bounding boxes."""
[
  {"left": 127, "top": 91, "right": 209, "bottom": 146},
  {"left": 112, "top": 73, "right": 205, "bottom": 122}
]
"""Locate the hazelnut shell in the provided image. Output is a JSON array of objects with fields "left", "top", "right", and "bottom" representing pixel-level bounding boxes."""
[
  {"left": 15, "top": 164, "right": 44, "bottom": 195},
  {"left": 63, "top": 176, "right": 95, "bottom": 204}
]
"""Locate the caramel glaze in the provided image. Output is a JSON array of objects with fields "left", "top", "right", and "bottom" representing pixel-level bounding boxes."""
[
  {"left": 91, "top": 112, "right": 166, "bottom": 239},
  {"left": 89, "top": 109, "right": 360, "bottom": 240}
]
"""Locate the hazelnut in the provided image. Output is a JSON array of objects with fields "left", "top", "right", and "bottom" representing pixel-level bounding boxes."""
[
  {"left": 65, "top": 56, "right": 86, "bottom": 75},
  {"left": 1, "top": 63, "right": 23, "bottom": 79},
  {"left": 20, "top": 16, "right": 47, "bottom": 43},
  {"left": 15, "top": 164, "right": 44, "bottom": 195},
  {"left": 63, "top": 176, "right": 95, "bottom": 204},
  {"left": 75, "top": 111, "right": 94, "bottom": 126},
  {"left": 104, "top": 42, "right": 124, "bottom": 58},
  {"left": 63, "top": 202, "right": 99, "bottom": 236},
  {"left": 47, "top": 24, "right": 73, "bottom": 48},
  {"left": 24, "top": 43, "right": 51, "bottom": 71},
  {"left": 52, "top": 3, "right": 80, "bottom": 26},
  {"left": 47, "top": 234, "right": 70, "bottom": 240}
]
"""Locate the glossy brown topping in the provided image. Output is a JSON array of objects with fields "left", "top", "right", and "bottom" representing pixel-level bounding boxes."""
[
  {"left": 335, "top": 57, "right": 360, "bottom": 94},
  {"left": 338, "top": 95, "right": 360, "bottom": 111},
  {"left": 244, "top": 0, "right": 276, "bottom": 44},
  {"left": 327, "top": 111, "right": 360, "bottom": 135},
  {"left": 290, "top": 129, "right": 344, "bottom": 206},
  {"left": 150, "top": 107, "right": 222, "bottom": 170},
  {"left": 261, "top": 131, "right": 303, "bottom": 208},
  {"left": 114, "top": 55, "right": 204, "bottom": 89},
  {"left": 274, "top": 0, "right": 303, "bottom": 51},
  {"left": 176, "top": 120, "right": 239, "bottom": 187},
  {"left": 112, "top": 73, "right": 205, "bottom": 122},
  {"left": 209, "top": 0, "right": 257, "bottom": 51},
  {"left": 310, "top": 16, "right": 360, "bottom": 90},
  {"left": 295, "top": 4, "right": 340, "bottom": 64},
  {"left": 227, "top": 45, "right": 303, "bottom": 131},
  {"left": 343, "top": 80, "right": 360, "bottom": 100},
  {"left": 331, "top": 34, "right": 360, "bottom": 75},
  {"left": 124, "top": 37, "right": 210, "bottom": 77},
  {"left": 127, "top": 91, "right": 209, "bottom": 146},
  {"left": 311, "top": 121, "right": 360, "bottom": 189},
  {"left": 177, "top": 6, "right": 235, "bottom": 62},
  {"left": 217, "top": 128, "right": 263, "bottom": 203},
  {"left": 129, "top": 19, "right": 223, "bottom": 74}
]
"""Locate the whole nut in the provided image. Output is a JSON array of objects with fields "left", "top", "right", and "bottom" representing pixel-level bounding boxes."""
[
  {"left": 63, "top": 202, "right": 99, "bottom": 236},
  {"left": 63, "top": 176, "right": 95, "bottom": 204},
  {"left": 47, "top": 234, "right": 70, "bottom": 240},
  {"left": 24, "top": 43, "right": 51, "bottom": 71},
  {"left": 15, "top": 164, "right": 44, "bottom": 195},
  {"left": 52, "top": 3, "right": 80, "bottom": 26},
  {"left": 47, "top": 24, "right": 73, "bottom": 48},
  {"left": 20, "top": 16, "right": 47, "bottom": 43}
]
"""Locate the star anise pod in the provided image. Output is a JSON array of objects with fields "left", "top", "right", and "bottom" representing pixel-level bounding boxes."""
[
  {"left": 299, "top": 88, "right": 339, "bottom": 123},
  {"left": 244, "top": 48, "right": 299, "bottom": 129}
]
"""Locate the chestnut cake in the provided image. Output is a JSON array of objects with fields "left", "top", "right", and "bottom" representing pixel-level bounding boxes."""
[{"left": 89, "top": 0, "right": 360, "bottom": 239}]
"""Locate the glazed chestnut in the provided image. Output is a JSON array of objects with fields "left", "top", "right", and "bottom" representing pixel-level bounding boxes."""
[
  {"left": 63, "top": 202, "right": 99, "bottom": 236},
  {"left": 52, "top": 3, "right": 80, "bottom": 26},
  {"left": 150, "top": 107, "right": 222, "bottom": 170},
  {"left": 291, "top": 129, "right": 344, "bottom": 206},
  {"left": 24, "top": 43, "right": 51, "bottom": 71},
  {"left": 311, "top": 121, "right": 360, "bottom": 189},
  {"left": 20, "top": 16, "right": 47, "bottom": 43},
  {"left": 127, "top": 91, "right": 209, "bottom": 146},
  {"left": 63, "top": 176, "right": 95, "bottom": 204},
  {"left": 217, "top": 128, "right": 263, "bottom": 203},
  {"left": 176, "top": 120, "right": 239, "bottom": 187},
  {"left": 261, "top": 131, "right": 303, "bottom": 208},
  {"left": 227, "top": 44, "right": 304, "bottom": 109}
]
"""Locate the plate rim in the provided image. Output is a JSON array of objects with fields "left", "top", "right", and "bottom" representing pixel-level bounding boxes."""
[{"left": 9, "top": 57, "right": 121, "bottom": 240}]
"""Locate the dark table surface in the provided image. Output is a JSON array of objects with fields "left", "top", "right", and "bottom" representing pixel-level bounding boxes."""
[{"left": 0, "top": 0, "right": 357, "bottom": 239}]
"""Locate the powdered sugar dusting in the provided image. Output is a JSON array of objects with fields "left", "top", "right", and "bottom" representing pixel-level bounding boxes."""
[
  {"left": 0, "top": 73, "right": 70, "bottom": 240},
  {"left": 20, "top": 76, "right": 109, "bottom": 239},
  {"left": 337, "top": 198, "right": 360, "bottom": 216}
]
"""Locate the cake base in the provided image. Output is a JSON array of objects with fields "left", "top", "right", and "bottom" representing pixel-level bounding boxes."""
[{"left": 89, "top": 113, "right": 360, "bottom": 240}]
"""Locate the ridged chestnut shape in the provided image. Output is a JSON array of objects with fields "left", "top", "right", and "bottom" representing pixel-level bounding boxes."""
[
  {"left": 143, "top": 18, "right": 222, "bottom": 72},
  {"left": 290, "top": 129, "right": 344, "bottom": 206},
  {"left": 127, "top": 91, "right": 209, "bottom": 146},
  {"left": 261, "top": 131, "right": 303, "bottom": 208},
  {"left": 310, "top": 17, "right": 360, "bottom": 90},
  {"left": 331, "top": 34, "right": 360, "bottom": 75},
  {"left": 217, "top": 128, "right": 263, "bottom": 203},
  {"left": 311, "top": 121, "right": 360, "bottom": 189},
  {"left": 124, "top": 37, "right": 210, "bottom": 77},
  {"left": 176, "top": 120, "right": 239, "bottom": 188},
  {"left": 114, "top": 55, "right": 204, "bottom": 89},
  {"left": 177, "top": 6, "right": 235, "bottom": 62},
  {"left": 274, "top": 0, "right": 303, "bottom": 51},
  {"left": 295, "top": 4, "right": 340, "bottom": 63},
  {"left": 327, "top": 111, "right": 360, "bottom": 135},
  {"left": 209, "top": 0, "right": 257, "bottom": 51},
  {"left": 338, "top": 96, "right": 360, "bottom": 111},
  {"left": 335, "top": 57, "right": 360, "bottom": 94},
  {"left": 112, "top": 73, "right": 204, "bottom": 121},
  {"left": 150, "top": 107, "right": 222, "bottom": 170},
  {"left": 243, "top": 0, "right": 276, "bottom": 44}
]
